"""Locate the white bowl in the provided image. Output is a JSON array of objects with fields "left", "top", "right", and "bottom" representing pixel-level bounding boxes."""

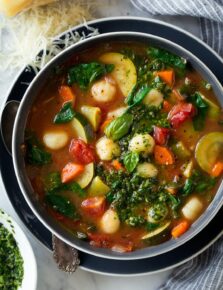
[{"left": 0, "top": 209, "right": 37, "bottom": 290}]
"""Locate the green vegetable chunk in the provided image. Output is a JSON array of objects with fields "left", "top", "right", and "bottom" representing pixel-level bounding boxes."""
[
  {"left": 105, "top": 113, "right": 133, "bottom": 141},
  {"left": 123, "top": 152, "right": 139, "bottom": 173},
  {"left": 26, "top": 133, "right": 51, "bottom": 165},
  {"left": 44, "top": 171, "right": 86, "bottom": 197},
  {"left": 46, "top": 194, "right": 79, "bottom": 219},
  {"left": 54, "top": 102, "right": 75, "bottom": 124},
  {"left": 0, "top": 225, "right": 24, "bottom": 290},
  {"left": 189, "top": 92, "right": 209, "bottom": 131},
  {"left": 147, "top": 46, "right": 186, "bottom": 73},
  {"left": 67, "top": 62, "right": 114, "bottom": 89}
]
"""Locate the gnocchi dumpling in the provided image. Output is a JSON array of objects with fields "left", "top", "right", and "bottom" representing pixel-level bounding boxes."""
[
  {"left": 143, "top": 88, "right": 164, "bottom": 107},
  {"left": 182, "top": 197, "right": 203, "bottom": 221},
  {"left": 96, "top": 136, "right": 121, "bottom": 161},
  {"left": 91, "top": 79, "right": 116, "bottom": 103},
  {"left": 100, "top": 208, "right": 120, "bottom": 234},
  {"left": 43, "top": 130, "right": 68, "bottom": 150},
  {"left": 137, "top": 163, "right": 158, "bottom": 178},
  {"left": 107, "top": 107, "right": 127, "bottom": 119},
  {"left": 129, "top": 133, "right": 155, "bottom": 155}
]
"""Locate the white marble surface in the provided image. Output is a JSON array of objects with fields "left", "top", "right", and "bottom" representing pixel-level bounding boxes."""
[{"left": 0, "top": 1, "right": 201, "bottom": 289}]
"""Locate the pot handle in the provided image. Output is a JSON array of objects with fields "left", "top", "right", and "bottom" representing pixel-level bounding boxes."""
[{"left": 0, "top": 100, "right": 20, "bottom": 155}]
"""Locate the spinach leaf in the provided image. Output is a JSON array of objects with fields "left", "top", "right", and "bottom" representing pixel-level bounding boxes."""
[
  {"left": 123, "top": 152, "right": 139, "bottom": 173},
  {"left": 146, "top": 222, "right": 160, "bottom": 231},
  {"left": 67, "top": 62, "right": 114, "bottom": 89},
  {"left": 181, "top": 170, "right": 216, "bottom": 196},
  {"left": 147, "top": 47, "right": 186, "bottom": 73},
  {"left": 26, "top": 133, "right": 51, "bottom": 165},
  {"left": 189, "top": 92, "right": 209, "bottom": 131},
  {"left": 105, "top": 113, "right": 133, "bottom": 141},
  {"left": 44, "top": 171, "right": 86, "bottom": 197},
  {"left": 53, "top": 102, "right": 75, "bottom": 124},
  {"left": 46, "top": 194, "right": 79, "bottom": 219}
]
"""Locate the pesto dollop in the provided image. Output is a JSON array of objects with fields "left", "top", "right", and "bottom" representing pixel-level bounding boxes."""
[{"left": 0, "top": 224, "right": 24, "bottom": 290}]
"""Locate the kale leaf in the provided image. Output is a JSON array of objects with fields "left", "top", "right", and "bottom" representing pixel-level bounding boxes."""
[
  {"left": 67, "top": 62, "right": 114, "bottom": 89},
  {"left": 189, "top": 92, "right": 209, "bottom": 131},
  {"left": 26, "top": 132, "right": 51, "bottom": 165},
  {"left": 46, "top": 194, "right": 79, "bottom": 219}
]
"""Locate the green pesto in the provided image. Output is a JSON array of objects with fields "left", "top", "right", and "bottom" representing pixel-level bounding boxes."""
[{"left": 0, "top": 225, "right": 24, "bottom": 290}]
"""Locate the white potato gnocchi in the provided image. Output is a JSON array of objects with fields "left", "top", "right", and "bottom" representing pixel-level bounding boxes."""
[
  {"left": 43, "top": 130, "right": 68, "bottom": 150},
  {"left": 107, "top": 107, "right": 127, "bottom": 119},
  {"left": 129, "top": 133, "right": 155, "bottom": 154},
  {"left": 137, "top": 163, "right": 158, "bottom": 178},
  {"left": 143, "top": 88, "right": 164, "bottom": 107},
  {"left": 96, "top": 136, "right": 120, "bottom": 161},
  {"left": 182, "top": 197, "right": 203, "bottom": 221},
  {"left": 91, "top": 79, "right": 116, "bottom": 103},
  {"left": 100, "top": 208, "right": 120, "bottom": 234}
]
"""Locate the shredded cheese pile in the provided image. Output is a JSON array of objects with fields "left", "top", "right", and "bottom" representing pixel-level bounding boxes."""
[{"left": 0, "top": 0, "right": 98, "bottom": 73}]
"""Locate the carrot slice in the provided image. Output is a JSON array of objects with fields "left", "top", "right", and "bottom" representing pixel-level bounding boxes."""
[
  {"left": 156, "top": 70, "right": 175, "bottom": 87},
  {"left": 154, "top": 145, "right": 175, "bottom": 165},
  {"left": 59, "top": 85, "right": 76, "bottom": 105},
  {"left": 61, "top": 162, "right": 84, "bottom": 183},
  {"left": 211, "top": 162, "right": 223, "bottom": 177},
  {"left": 162, "top": 100, "right": 172, "bottom": 112},
  {"left": 171, "top": 220, "right": 189, "bottom": 238},
  {"left": 112, "top": 160, "right": 124, "bottom": 171},
  {"left": 100, "top": 118, "right": 113, "bottom": 132}
]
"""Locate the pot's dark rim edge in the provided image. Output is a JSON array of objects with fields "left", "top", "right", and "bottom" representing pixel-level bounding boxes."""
[{"left": 12, "top": 31, "right": 223, "bottom": 260}]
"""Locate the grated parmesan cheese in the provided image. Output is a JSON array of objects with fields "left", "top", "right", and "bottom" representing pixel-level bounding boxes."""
[{"left": 0, "top": 0, "right": 98, "bottom": 73}]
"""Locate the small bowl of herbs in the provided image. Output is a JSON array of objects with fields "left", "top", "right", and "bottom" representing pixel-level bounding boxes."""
[{"left": 0, "top": 209, "right": 37, "bottom": 290}]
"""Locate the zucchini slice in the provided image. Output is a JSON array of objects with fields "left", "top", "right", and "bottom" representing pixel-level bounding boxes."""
[
  {"left": 99, "top": 52, "right": 137, "bottom": 97},
  {"left": 141, "top": 221, "right": 171, "bottom": 240},
  {"left": 75, "top": 163, "right": 94, "bottom": 188},
  {"left": 80, "top": 106, "right": 101, "bottom": 131},
  {"left": 87, "top": 176, "right": 110, "bottom": 196},
  {"left": 70, "top": 112, "right": 94, "bottom": 143},
  {"left": 200, "top": 94, "right": 221, "bottom": 119},
  {"left": 195, "top": 132, "right": 223, "bottom": 173}
]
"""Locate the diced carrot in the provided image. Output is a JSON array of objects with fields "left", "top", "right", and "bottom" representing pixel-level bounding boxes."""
[
  {"left": 156, "top": 70, "right": 175, "bottom": 87},
  {"left": 61, "top": 162, "right": 84, "bottom": 183},
  {"left": 154, "top": 145, "right": 175, "bottom": 165},
  {"left": 171, "top": 220, "right": 189, "bottom": 238},
  {"left": 112, "top": 160, "right": 124, "bottom": 171},
  {"left": 162, "top": 100, "right": 172, "bottom": 112},
  {"left": 211, "top": 162, "right": 223, "bottom": 177},
  {"left": 100, "top": 118, "right": 113, "bottom": 132},
  {"left": 59, "top": 85, "right": 76, "bottom": 105}
]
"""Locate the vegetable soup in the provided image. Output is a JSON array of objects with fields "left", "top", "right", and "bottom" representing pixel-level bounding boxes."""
[{"left": 25, "top": 42, "right": 223, "bottom": 252}]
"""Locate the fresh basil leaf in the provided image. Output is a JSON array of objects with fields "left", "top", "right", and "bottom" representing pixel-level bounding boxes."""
[
  {"left": 53, "top": 102, "right": 75, "bottom": 124},
  {"left": 26, "top": 132, "right": 51, "bottom": 165},
  {"left": 67, "top": 62, "right": 114, "bottom": 89},
  {"left": 132, "top": 85, "right": 150, "bottom": 106},
  {"left": 46, "top": 194, "right": 79, "bottom": 219},
  {"left": 124, "top": 152, "right": 139, "bottom": 173},
  {"left": 105, "top": 113, "right": 133, "bottom": 141},
  {"left": 189, "top": 92, "right": 209, "bottom": 131}
]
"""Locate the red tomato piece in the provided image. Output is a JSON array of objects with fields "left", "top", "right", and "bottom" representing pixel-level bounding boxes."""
[
  {"left": 153, "top": 126, "right": 170, "bottom": 145},
  {"left": 69, "top": 139, "right": 95, "bottom": 164},
  {"left": 168, "top": 102, "right": 196, "bottom": 128},
  {"left": 81, "top": 196, "right": 106, "bottom": 216}
]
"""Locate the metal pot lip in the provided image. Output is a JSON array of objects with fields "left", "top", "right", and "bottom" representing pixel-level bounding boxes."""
[{"left": 12, "top": 31, "right": 223, "bottom": 260}]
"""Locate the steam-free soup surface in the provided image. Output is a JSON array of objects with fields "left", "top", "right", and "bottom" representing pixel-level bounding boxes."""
[{"left": 25, "top": 42, "right": 223, "bottom": 252}]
